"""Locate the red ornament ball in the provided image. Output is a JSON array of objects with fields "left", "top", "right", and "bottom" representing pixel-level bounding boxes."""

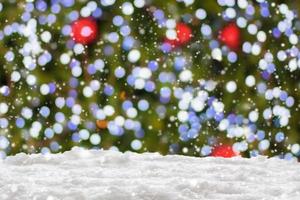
[
  {"left": 71, "top": 18, "right": 98, "bottom": 45},
  {"left": 211, "top": 144, "right": 238, "bottom": 158},
  {"left": 176, "top": 23, "right": 192, "bottom": 45},
  {"left": 218, "top": 23, "right": 241, "bottom": 50},
  {"left": 165, "top": 23, "right": 192, "bottom": 47}
]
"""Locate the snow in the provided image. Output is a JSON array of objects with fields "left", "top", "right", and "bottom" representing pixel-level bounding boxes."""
[{"left": 0, "top": 148, "right": 300, "bottom": 200}]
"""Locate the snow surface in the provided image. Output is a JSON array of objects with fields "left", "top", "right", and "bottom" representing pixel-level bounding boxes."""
[{"left": 0, "top": 148, "right": 300, "bottom": 200}]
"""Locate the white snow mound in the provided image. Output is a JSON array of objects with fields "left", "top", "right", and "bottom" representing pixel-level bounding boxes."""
[{"left": 0, "top": 147, "right": 300, "bottom": 200}]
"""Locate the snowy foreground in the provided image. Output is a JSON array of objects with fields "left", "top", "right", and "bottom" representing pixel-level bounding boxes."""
[{"left": 0, "top": 148, "right": 300, "bottom": 200}]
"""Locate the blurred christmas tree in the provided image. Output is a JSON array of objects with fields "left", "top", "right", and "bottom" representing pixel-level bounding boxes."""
[{"left": 0, "top": 0, "right": 300, "bottom": 160}]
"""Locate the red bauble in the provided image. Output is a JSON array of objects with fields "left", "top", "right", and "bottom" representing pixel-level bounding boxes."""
[
  {"left": 165, "top": 23, "right": 192, "bottom": 47},
  {"left": 211, "top": 144, "right": 238, "bottom": 158},
  {"left": 218, "top": 23, "right": 240, "bottom": 50},
  {"left": 71, "top": 18, "right": 98, "bottom": 45},
  {"left": 176, "top": 23, "right": 192, "bottom": 45}
]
